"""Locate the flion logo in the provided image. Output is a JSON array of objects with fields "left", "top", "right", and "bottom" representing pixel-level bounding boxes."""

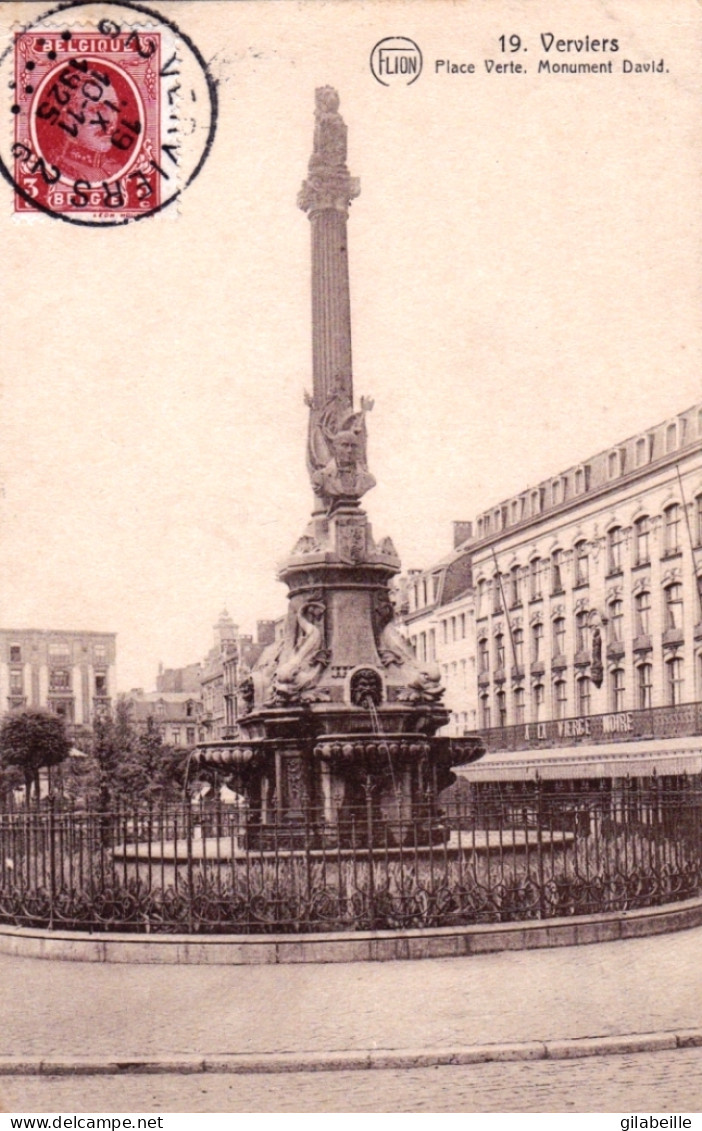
[{"left": 370, "top": 38, "right": 423, "bottom": 86}]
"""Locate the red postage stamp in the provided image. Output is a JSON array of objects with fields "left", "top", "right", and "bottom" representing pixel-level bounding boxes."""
[{"left": 12, "top": 29, "right": 164, "bottom": 220}]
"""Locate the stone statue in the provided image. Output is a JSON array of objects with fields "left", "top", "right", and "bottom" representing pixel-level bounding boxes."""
[
  {"left": 311, "top": 86, "right": 347, "bottom": 169},
  {"left": 376, "top": 613, "right": 445, "bottom": 704},
  {"left": 311, "top": 429, "right": 376, "bottom": 509},
  {"left": 273, "top": 597, "right": 330, "bottom": 702}
]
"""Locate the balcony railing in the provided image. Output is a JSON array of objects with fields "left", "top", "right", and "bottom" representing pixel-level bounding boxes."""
[{"left": 467, "top": 700, "right": 702, "bottom": 753}]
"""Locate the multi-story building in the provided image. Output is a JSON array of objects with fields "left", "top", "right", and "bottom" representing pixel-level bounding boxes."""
[
  {"left": 0, "top": 629, "right": 116, "bottom": 734},
  {"left": 399, "top": 526, "right": 477, "bottom": 736},
  {"left": 200, "top": 611, "right": 279, "bottom": 741},
  {"left": 128, "top": 688, "right": 204, "bottom": 747},
  {"left": 404, "top": 402, "right": 702, "bottom": 787}
]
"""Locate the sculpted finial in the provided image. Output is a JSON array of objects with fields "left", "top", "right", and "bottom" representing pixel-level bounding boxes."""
[{"left": 298, "top": 87, "right": 360, "bottom": 216}]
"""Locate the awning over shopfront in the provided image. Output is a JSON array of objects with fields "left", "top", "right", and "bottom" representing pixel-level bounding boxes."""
[{"left": 455, "top": 735, "right": 702, "bottom": 782}]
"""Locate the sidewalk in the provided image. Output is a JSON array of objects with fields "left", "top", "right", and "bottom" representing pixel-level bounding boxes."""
[{"left": 1, "top": 925, "right": 701, "bottom": 1069}]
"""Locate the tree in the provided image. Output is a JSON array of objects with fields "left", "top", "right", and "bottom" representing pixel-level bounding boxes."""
[{"left": 0, "top": 709, "right": 71, "bottom": 806}]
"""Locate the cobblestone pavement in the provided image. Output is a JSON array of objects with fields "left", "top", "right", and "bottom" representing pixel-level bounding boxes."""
[
  {"left": 2, "top": 927, "right": 702, "bottom": 1061},
  {"left": 2, "top": 1049, "right": 702, "bottom": 1113}
]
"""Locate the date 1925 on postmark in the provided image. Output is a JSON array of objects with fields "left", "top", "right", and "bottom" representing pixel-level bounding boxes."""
[{"left": 0, "top": 2, "right": 217, "bottom": 225}]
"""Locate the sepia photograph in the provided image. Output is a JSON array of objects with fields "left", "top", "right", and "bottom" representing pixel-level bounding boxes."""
[{"left": 0, "top": 0, "right": 701, "bottom": 1116}]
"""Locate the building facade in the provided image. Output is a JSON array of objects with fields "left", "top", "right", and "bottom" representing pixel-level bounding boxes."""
[
  {"left": 0, "top": 628, "right": 116, "bottom": 732},
  {"left": 403, "top": 403, "right": 702, "bottom": 786},
  {"left": 128, "top": 689, "right": 204, "bottom": 747},
  {"left": 200, "top": 611, "right": 279, "bottom": 741},
  {"left": 399, "top": 526, "right": 477, "bottom": 736}
]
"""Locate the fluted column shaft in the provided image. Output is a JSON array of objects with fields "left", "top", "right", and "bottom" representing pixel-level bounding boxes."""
[{"left": 310, "top": 208, "right": 353, "bottom": 405}]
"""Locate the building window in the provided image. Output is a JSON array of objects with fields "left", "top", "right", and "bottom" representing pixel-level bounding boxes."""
[
  {"left": 95, "top": 674, "right": 107, "bottom": 695},
  {"left": 608, "top": 451, "right": 619, "bottom": 479},
  {"left": 610, "top": 668, "right": 625, "bottom": 712},
  {"left": 667, "top": 656, "right": 684, "bottom": 705},
  {"left": 608, "top": 600, "right": 624, "bottom": 644},
  {"left": 9, "top": 645, "right": 21, "bottom": 663},
  {"left": 607, "top": 526, "right": 623, "bottom": 573},
  {"left": 576, "top": 676, "right": 591, "bottom": 716},
  {"left": 575, "top": 541, "right": 589, "bottom": 586},
  {"left": 9, "top": 669, "right": 23, "bottom": 693},
  {"left": 533, "top": 683, "right": 545, "bottom": 721},
  {"left": 665, "top": 583, "right": 683, "bottom": 630},
  {"left": 478, "top": 637, "right": 489, "bottom": 674},
  {"left": 186, "top": 726, "right": 196, "bottom": 745},
  {"left": 529, "top": 558, "right": 541, "bottom": 600},
  {"left": 509, "top": 565, "right": 521, "bottom": 608},
  {"left": 637, "top": 663, "right": 653, "bottom": 709},
  {"left": 575, "top": 610, "right": 590, "bottom": 653},
  {"left": 554, "top": 679, "right": 567, "bottom": 720},
  {"left": 634, "top": 516, "right": 650, "bottom": 566},
  {"left": 480, "top": 695, "right": 491, "bottom": 730},
  {"left": 49, "top": 668, "right": 71, "bottom": 692},
  {"left": 552, "top": 616, "right": 566, "bottom": 657},
  {"left": 513, "top": 628, "right": 524, "bottom": 668},
  {"left": 531, "top": 621, "right": 543, "bottom": 661},
  {"left": 551, "top": 549, "right": 563, "bottom": 594},
  {"left": 427, "top": 629, "right": 435, "bottom": 661},
  {"left": 94, "top": 644, "right": 107, "bottom": 664},
  {"left": 635, "top": 437, "right": 647, "bottom": 467},
  {"left": 664, "top": 504, "right": 681, "bottom": 555},
  {"left": 496, "top": 689, "right": 507, "bottom": 727},
  {"left": 493, "top": 575, "right": 503, "bottom": 614},
  {"left": 514, "top": 687, "right": 525, "bottom": 724},
  {"left": 48, "top": 642, "right": 71, "bottom": 664},
  {"left": 172, "top": 728, "right": 181, "bottom": 745},
  {"left": 476, "top": 580, "right": 486, "bottom": 618},
  {"left": 459, "top": 613, "right": 466, "bottom": 639},
  {"left": 495, "top": 632, "right": 505, "bottom": 670},
  {"left": 634, "top": 590, "right": 651, "bottom": 636},
  {"left": 666, "top": 423, "right": 677, "bottom": 452}
]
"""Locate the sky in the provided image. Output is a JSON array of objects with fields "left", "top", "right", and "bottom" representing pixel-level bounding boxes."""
[{"left": 1, "top": 0, "right": 700, "bottom": 692}]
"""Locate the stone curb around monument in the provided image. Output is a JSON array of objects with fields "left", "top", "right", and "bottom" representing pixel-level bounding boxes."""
[
  {"left": 0, "top": 1030, "right": 700, "bottom": 1077},
  {"left": 1, "top": 894, "right": 702, "bottom": 964}
]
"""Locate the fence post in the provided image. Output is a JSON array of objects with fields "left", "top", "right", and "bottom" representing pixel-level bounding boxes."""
[
  {"left": 365, "top": 775, "right": 375, "bottom": 929},
  {"left": 186, "top": 800, "right": 194, "bottom": 934},
  {"left": 535, "top": 775, "right": 545, "bottom": 919},
  {"left": 48, "top": 794, "right": 56, "bottom": 930}
]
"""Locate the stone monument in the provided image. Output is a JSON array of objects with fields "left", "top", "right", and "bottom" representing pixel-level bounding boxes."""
[{"left": 195, "top": 88, "right": 483, "bottom": 845}]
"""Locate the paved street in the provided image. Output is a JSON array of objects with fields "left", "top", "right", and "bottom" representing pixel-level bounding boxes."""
[
  {"left": 2, "top": 1049, "right": 702, "bottom": 1113},
  {"left": 2, "top": 927, "right": 702, "bottom": 1112},
  {"left": 2, "top": 927, "right": 702, "bottom": 1062}
]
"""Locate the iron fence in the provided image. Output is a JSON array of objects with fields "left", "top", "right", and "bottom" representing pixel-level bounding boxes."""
[{"left": 1, "top": 781, "right": 701, "bottom": 934}]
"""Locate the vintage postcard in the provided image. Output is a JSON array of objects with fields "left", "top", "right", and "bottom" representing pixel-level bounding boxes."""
[{"left": 0, "top": 0, "right": 701, "bottom": 1117}]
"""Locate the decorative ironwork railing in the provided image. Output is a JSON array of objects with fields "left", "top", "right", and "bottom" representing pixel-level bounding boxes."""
[
  {"left": 468, "top": 700, "right": 702, "bottom": 753},
  {"left": 1, "top": 783, "right": 701, "bottom": 935}
]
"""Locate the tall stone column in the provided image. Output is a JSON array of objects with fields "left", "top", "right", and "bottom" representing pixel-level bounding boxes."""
[
  {"left": 298, "top": 88, "right": 374, "bottom": 517},
  {"left": 298, "top": 86, "right": 360, "bottom": 410}
]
